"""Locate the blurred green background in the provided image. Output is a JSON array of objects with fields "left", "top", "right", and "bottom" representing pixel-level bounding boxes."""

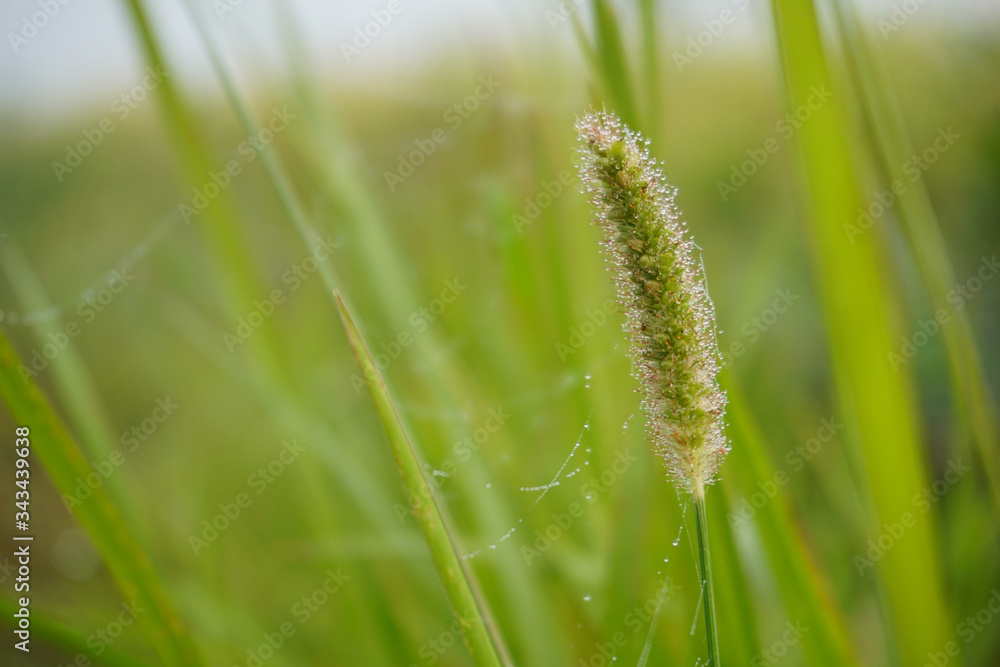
[{"left": 0, "top": 0, "right": 998, "bottom": 665}]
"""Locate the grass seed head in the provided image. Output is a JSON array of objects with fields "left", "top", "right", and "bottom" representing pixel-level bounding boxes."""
[{"left": 575, "top": 110, "right": 729, "bottom": 494}]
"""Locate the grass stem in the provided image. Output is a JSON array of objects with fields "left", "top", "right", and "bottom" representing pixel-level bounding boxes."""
[
  {"left": 333, "top": 292, "right": 508, "bottom": 667},
  {"left": 693, "top": 485, "right": 720, "bottom": 667}
]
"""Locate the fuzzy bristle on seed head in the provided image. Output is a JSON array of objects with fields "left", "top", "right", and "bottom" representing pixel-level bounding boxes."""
[{"left": 575, "top": 110, "right": 729, "bottom": 494}]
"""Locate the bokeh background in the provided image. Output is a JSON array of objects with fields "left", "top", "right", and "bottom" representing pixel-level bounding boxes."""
[{"left": 0, "top": 0, "right": 998, "bottom": 665}]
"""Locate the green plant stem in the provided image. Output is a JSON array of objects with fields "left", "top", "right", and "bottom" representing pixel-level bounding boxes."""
[
  {"left": 333, "top": 292, "right": 508, "bottom": 667},
  {"left": 693, "top": 485, "right": 720, "bottom": 667}
]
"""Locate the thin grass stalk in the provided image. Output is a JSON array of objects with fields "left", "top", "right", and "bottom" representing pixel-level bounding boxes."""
[
  {"left": 334, "top": 292, "right": 510, "bottom": 667},
  {"left": 639, "top": 0, "right": 662, "bottom": 147},
  {"left": 693, "top": 486, "right": 720, "bottom": 666},
  {"left": 178, "top": 0, "right": 340, "bottom": 299},
  {"left": 119, "top": 0, "right": 289, "bottom": 386},
  {"left": 185, "top": 9, "right": 564, "bottom": 658},
  {"left": 589, "top": 0, "right": 640, "bottom": 128}
]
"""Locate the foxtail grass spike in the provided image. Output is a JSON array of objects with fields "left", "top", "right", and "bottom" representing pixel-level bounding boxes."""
[{"left": 575, "top": 110, "right": 729, "bottom": 495}]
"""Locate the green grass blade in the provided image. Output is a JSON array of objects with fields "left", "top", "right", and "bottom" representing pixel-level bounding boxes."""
[
  {"left": 831, "top": 0, "right": 1000, "bottom": 516},
  {"left": 583, "top": 0, "right": 641, "bottom": 127},
  {"left": 178, "top": 0, "right": 340, "bottom": 301},
  {"left": 0, "top": 329, "right": 202, "bottom": 666},
  {"left": 1, "top": 242, "right": 119, "bottom": 462},
  {"left": 769, "top": 0, "right": 954, "bottom": 662},
  {"left": 269, "top": 1, "right": 412, "bottom": 327},
  {"left": 639, "top": 0, "right": 662, "bottom": 144},
  {"left": 706, "top": 480, "right": 762, "bottom": 665},
  {"left": 333, "top": 292, "right": 509, "bottom": 667},
  {"left": 726, "top": 383, "right": 858, "bottom": 666},
  {"left": 119, "top": 0, "right": 288, "bottom": 384}
]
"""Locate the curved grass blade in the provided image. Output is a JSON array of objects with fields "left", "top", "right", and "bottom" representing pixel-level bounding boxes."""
[
  {"left": 0, "top": 329, "right": 202, "bottom": 666},
  {"left": 333, "top": 292, "right": 509, "bottom": 667}
]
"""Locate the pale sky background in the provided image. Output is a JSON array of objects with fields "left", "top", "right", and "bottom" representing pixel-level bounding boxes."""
[{"left": 0, "top": 0, "right": 996, "bottom": 129}]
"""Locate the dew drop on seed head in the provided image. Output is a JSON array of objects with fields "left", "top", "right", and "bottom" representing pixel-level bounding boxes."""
[
  {"left": 582, "top": 594, "right": 591, "bottom": 602},
  {"left": 485, "top": 483, "right": 491, "bottom": 489}
]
